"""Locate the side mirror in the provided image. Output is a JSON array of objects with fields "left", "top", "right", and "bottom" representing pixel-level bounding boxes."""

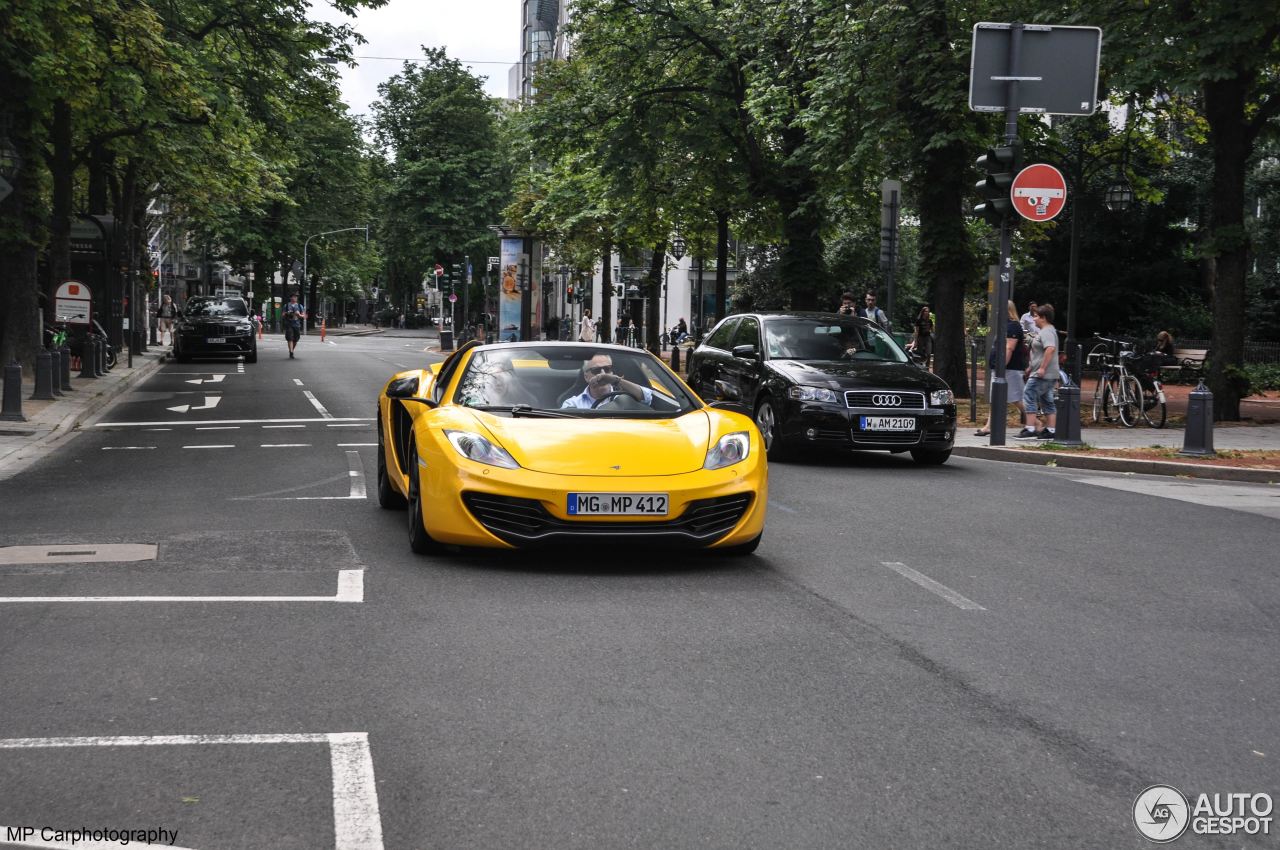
[
  {"left": 713, "top": 380, "right": 741, "bottom": 401},
  {"left": 386, "top": 376, "right": 420, "bottom": 398},
  {"left": 731, "top": 344, "right": 758, "bottom": 360},
  {"left": 708, "top": 400, "right": 751, "bottom": 417}
]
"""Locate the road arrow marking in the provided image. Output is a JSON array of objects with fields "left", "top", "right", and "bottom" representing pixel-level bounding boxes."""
[
  {"left": 184, "top": 374, "right": 227, "bottom": 385},
  {"left": 166, "top": 395, "right": 222, "bottom": 414}
]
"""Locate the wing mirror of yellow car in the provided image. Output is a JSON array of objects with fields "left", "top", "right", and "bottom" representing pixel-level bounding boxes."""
[{"left": 386, "top": 376, "right": 419, "bottom": 398}]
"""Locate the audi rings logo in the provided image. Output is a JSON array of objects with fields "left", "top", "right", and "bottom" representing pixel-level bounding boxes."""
[
  {"left": 1134, "top": 785, "right": 1190, "bottom": 843},
  {"left": 872, "top": 394, "right": 902, "bottom": 407}
]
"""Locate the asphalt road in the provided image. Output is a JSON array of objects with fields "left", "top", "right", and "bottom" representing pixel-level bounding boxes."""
[{"left": 0, "top": 331, "right": 1276, "bottom": 849}]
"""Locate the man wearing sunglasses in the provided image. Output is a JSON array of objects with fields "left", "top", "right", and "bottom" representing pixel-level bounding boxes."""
[{"left": 561, "top": 352, "right": 655, "bottom": 409}]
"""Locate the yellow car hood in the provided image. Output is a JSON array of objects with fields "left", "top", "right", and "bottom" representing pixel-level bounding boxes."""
[{"left": 469, "top": 410, "right": 712, "bottom": 476}]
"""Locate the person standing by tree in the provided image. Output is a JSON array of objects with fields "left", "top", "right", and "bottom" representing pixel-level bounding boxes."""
[
  {"left": 909, "top": 305, "right": 935, "bottom": 369},
  {"left": 283, "top": 293, "right": 305, "bottom": 359}
]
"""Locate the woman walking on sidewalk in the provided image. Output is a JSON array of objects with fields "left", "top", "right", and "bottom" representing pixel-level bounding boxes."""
[{"left": 976, "top": 300, "right": 1027, "bottom": 436}]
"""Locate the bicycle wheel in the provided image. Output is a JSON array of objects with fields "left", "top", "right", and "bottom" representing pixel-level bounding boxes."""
[
  {"left": 1117, "top": 375, "right": 1142, "bottom": 427},
  {"left": 1091, "top": 379, "right": 1105, "bottom": 423},
  {"left": 1100, "top": 379, "right": 1118, "bottom": 423},
  {"left": 1142, "top": 387, "right": 1167, "bottom": 428}
]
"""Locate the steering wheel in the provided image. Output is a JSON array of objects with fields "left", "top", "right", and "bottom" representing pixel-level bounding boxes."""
[{"left": 591, "top": 390, "right": 636, "bottom": 409}]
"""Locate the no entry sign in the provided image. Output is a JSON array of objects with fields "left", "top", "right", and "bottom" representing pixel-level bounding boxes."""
[{"left": 1011, "top": 164, "right": 1067, "bottom": 222}]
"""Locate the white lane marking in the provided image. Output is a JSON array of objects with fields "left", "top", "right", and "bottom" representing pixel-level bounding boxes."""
[
  {"left": 97, "top": 417, "right": 373, "bottom": 427},
  {"left": 144, "top": 428, "right": 173, "bottom": 431},
  {"left": 304, "top": 390, "right": 335, "bottom": 419},
  {"left": 1073, "top": 477, "right": 1280, "bottom": 519},
  {"left": 101, "top": 446, "right": 156, "bottom": 451},
  {"left": 196, "top": 425, "right": 239, "bottom": 430},
  {"left": 881, "top": 562, "right": 986, "bottom": 611},
  {"left": 0, "top": 544, "right": 158, "bottom": 565},
  {"left": 183, "top": 444, "right": 235, "bottom": 449},
  {"left": 264, "top": 424, "right": 306, "bottom": 429},
  {"left": 233, "top": 452, "right": 367, "bottom": 501},
  {"left": 337, "top": 443, "right": 377, "bottom": 447},
  {"left": 0, "top": 732, "right": 383, "bottom": 850},
  {"left": 0, "top": 826, "right": 199, "bottom": 850},
  {"left": 771, "top": 502, "right": 797, "bottom": 514},
  {"left": 237, "top": 362, "right": 245, "bottom": 373},
  {"left": 325, "top": 339, "right": 339, "bottom": 346},
  {"left": 0, "top": 569, "right": 364, "bottom": 604},
  {"left": 293, "top": 378, "right": 305, "bottom": 386},
  {"left": 327, "top": 423, "right": 368, "bottom": 428},
  {"left": 184, "top": 374, "right": 226, "bottom": 385},
  {"left": 394, "top": 363, "right": 409, "bottom": 368},
  {"left": 166, "top": 395, "right": 222, "bottom": 414},
  {"left": 261, "top": 443, "right": 312, "bottom": 448},
  {"left": 329, "top": 732, "right": 385, "bottom": 849}
]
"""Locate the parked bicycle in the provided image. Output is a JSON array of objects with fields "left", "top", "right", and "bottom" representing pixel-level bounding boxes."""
[{"left": 1087, "top": 335, "right": 1142, "bottom": 427}]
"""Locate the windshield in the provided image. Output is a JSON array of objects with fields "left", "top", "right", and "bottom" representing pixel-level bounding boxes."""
[
  {"left": 185, "top": 297, "right": 249, "bottom": 318},
  {"left": 453, "top": 346, "right": 699, "bottom": 416},
  {"left": 763, "top": 316, "right": 909, "bottom": 363}
]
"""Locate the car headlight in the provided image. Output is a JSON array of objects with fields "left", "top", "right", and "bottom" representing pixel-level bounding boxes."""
[
  {"left": 178, "top": 322, "right": 194, "bottom": 332},
  {"left": 930, "top": 389, "right": 955, "bottom": 406},
  {"left": 787, "top": 385, "right": 840, "bottom": 404},
  {"left": 704, "top": 431, "right": 750, "bottom": 469},
  {"left": 443, "top": 429, "right": 519, "bottom": 469},
  {"left": 237, "top": 322, "right": 252, "bottom": 333}
]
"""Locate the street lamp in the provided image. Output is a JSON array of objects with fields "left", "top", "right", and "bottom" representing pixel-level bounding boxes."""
[
  {"left": 303, "top": 225, "right": 369, "bottom": 329},
  {"left": 1104, "top": 178, "right": 1134, "bottom": 212},
  {"left": 663, "top": 235, "right": 686, "bottom": 350}
]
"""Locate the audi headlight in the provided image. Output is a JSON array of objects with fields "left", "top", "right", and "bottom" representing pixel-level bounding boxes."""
[
  {"left": 704, "top": 431, "right": 750, "bottom": 469},
  {"left": 444, "top": 430, "right": 519, "bottom": 469},
  {"left": 930, "top": 389, "right": 955, "bottom": 406},
  {"left": 788, "top": 385, "right": 840, "bottom": 404}
]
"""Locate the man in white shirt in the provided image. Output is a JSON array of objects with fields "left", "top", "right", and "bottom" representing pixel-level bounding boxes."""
[
  {"left": 1020, "top": 301, "right": 1038, "bottom": 336},
  {"left": 562, "top": 353, "right": 655, "bottom": 409}
]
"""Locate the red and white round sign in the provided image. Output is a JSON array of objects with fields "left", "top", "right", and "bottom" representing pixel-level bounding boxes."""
[{"left": 1010, "top": 164, "right": 1067, "bottom": 222}]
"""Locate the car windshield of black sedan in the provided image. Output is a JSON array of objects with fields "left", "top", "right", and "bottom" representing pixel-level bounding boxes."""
[
  {"left": 453, "top": 346, "right": 697, "bottom": 416},
  {"left": 764, "top": 317, "right": 908, "bottom": 363},
  {"left": 184, "top": 297, "right": 248, "bottom": 318}
]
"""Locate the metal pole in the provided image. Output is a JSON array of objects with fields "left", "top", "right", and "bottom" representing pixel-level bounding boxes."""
[
  {"left": 886, "top": 188, "right": 899, "bottom": 323},
  {"left": 662, "top": 260, "right": 670, "bottom": 351},
  {"left": 989, "top": 21, "right": 1024, "bottom": 447},
  {"left": 1066, "top": 169, "right": 1082, "bottom": 385}
]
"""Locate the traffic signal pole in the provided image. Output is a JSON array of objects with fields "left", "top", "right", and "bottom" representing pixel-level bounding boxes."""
[{"left": 988, "top": 22, "right": 1025, "bottom": 446}]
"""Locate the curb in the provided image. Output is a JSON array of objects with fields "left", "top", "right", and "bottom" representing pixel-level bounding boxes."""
[{"left": 952, "top": 445, "right": 1279, "bottom": 485}]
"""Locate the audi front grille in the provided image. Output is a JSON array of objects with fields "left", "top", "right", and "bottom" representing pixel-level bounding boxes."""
[{"left": 844, "top": 391, "right": 925, "bottom": 410}]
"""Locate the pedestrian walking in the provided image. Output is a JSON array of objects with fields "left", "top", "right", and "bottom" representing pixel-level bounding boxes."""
[
  {"left": 1019, "top": 301, "right": 1038, "bottom": 336},
  {"left": 1017, "top": 303, "right": 1059, "bottom": 440},
  {"left": 578, "top": 309, "right": 596, "bottom": 342},
  {"left": 909, "top": 305, "right": 935, "bottom": 368},
  {"left": 976, "top": 300, "right": 1028, "bottom": 436},
  {"left": 283, "top": 293, "right": 305, "bottom": 359},
  {"left": 156, "top": 294, "right": 177, "bottom": 346},
  {"left": 615, "top": 316, "right": 625, "bottom": 344}
]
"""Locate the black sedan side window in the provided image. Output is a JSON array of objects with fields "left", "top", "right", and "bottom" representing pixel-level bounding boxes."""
[
  {"left": 731, "top": 317, "right": 760, "bottom": 351},
  {"left": 704, "top": 318, "right": 739, "bottom": 351}
]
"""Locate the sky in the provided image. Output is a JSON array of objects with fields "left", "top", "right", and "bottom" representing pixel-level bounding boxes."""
[{"left": 310, "top": 0, "right": 518, "bottom": 121}]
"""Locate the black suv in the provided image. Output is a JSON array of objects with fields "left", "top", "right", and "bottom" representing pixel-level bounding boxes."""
[
  {"left": 174, "top": 296, "right": 257, "bottom": 363},
  {"left": 686, "top": 312, "right": 956, "bottom": 464}
]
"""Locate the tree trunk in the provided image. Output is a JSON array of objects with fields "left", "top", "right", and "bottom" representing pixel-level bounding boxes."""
[
  {"left": 775, "top": 176, "right": 825, "bottom": 310},
  {"left": 46, "top": 99, "right": 74, "bottom": 301},
  {"left": 88, "top": 145, "right": 111, "bottom": 215},
  {"left": 646, "top": 241, "right": 665, "bottom": 354},
  {"left": 0, "top": 67, "right": 43, "bottom": 369},
  {"left": 714, "top": 210, "right": 729, "bottom": 324},
  {"left": 1203, "top": 76, "right": 1249, "bottom": 420},
  {"left": 916, "top": 139, "right": 976, "bottom": 397},
  {"left": 600, "top": 235, "right": 612, "bottom": 343}
]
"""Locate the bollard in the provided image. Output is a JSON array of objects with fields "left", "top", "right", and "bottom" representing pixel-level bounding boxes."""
[
  {"left": 969, "top": 338, "right": 979, "bottom": 423},
  {"left": 1180, "top": 378, "right": 1215, "bottom": 457},
  {"left": 94, "top": 337, "right": 106, "bottom": 376},
  {"left": 670, "top": 344, "right": 681, "bottom": 374},
  {"left": 1, "top": 361, "right": 25, "bottom": 421},
  {"left": 79, "top": 336, "right": 97, "bottom": 379},
  {"left": 30, "top": 350, "right": 55, "bottom": 400},
  {"left": 59, "top": 343, "right": 74, "bottom": 391},
  {"left": 1054, "top": 385, "right": 1083, "bottom": 446},
  {"left": 48, "top": 348, "right": 62, "bottom": 396}
]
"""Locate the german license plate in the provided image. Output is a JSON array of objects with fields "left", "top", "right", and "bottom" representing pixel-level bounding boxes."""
[
  {"left": 206, "top": 337, "right": 226, "bottom": 344},
  {"left": 567, "top": 493, "right": 668, "bottom": 516},
  {"left": 860, "top": 416, "right": 915, "bottom": 431}
]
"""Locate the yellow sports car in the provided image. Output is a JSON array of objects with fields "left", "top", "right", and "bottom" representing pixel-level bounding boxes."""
[{"left": 376, "top": 340, "right": 767, "bottom": 555}]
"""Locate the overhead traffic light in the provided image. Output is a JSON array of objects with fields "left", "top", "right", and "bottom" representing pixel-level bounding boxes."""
[{"left": 974, "top": 140, "right": 1022, "bottom": 226}]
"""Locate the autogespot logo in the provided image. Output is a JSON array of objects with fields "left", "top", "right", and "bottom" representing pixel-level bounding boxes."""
[
  {"left": 872, "top": 394, "right": 902, "bottom": 407},
  {"left": 1134, "top": 785, "right": 1190, "bottom": 843}
]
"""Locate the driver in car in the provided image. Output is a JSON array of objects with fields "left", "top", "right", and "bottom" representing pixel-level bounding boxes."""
[{"left": 561, "top": 353, "right": 658, "bottom": 409}]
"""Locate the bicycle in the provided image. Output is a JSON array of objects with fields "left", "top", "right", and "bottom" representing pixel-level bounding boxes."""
[
  {"left": 1129, "top": 352, "right": 1168, "bottom": 428},
  {"left": 1087, "top": 335, "right": 1142, "bottom": 427}
]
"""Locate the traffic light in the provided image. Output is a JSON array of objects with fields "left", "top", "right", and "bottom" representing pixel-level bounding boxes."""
[
  {"left": 566, "top": 284, "right": 574, "bottom": 299},
  {"left": 974, "top": 140, "right": 1022, "bottom": 226}
]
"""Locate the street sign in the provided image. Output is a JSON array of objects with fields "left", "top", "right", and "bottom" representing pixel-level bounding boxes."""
[
  {"left": 434, "top": 264, "right": 444, "bottom": 277},
  {"left": 448, "top": 293, "right": 458, "bottom": 303},
  {"left": 1010, "top": 164, "right": 1068, "bottom": 222},
  {"left": 969, "top": 23, "right": 1102, "bottom": 115},
  {"left": 54, "top": 280, "right": 92, "bottom": 325}
]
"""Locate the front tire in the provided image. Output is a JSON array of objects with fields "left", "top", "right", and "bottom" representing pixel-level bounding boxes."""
[
  {"left": 245, "top": 346, "right": 257, "bottom": 364},
  {"left": 754, "top": 398, "right": 792, "bottom": 461},
  {"left": 406, "top": 445, "right": 442, "bottom": 554},
  {"left": 910, "top": 448, "right": 951, "bottom": 465},
  {"left": 1117, "top": 376, "right": 1142, "bottom": 427}
]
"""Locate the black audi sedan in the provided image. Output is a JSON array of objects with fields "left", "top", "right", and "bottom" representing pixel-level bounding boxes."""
[
  {"left": 174, "top": 296, "right": 257, "bottom": 363},
  {"left": 685, "top": 312, "right": 956, "bottom": 464}
]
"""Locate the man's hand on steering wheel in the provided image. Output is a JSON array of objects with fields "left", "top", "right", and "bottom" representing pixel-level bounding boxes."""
[{"left": 591, "top": 390, "right": 637, "bottom": 409}]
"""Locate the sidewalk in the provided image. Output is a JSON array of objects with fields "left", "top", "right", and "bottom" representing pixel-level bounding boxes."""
[{"left": 0, "top": 347, "right": 168, "bottom": 481}]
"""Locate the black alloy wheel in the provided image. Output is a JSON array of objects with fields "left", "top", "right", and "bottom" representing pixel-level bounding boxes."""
[{"left": 406, "top": 444, "right": 442, "bottom": 554}]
